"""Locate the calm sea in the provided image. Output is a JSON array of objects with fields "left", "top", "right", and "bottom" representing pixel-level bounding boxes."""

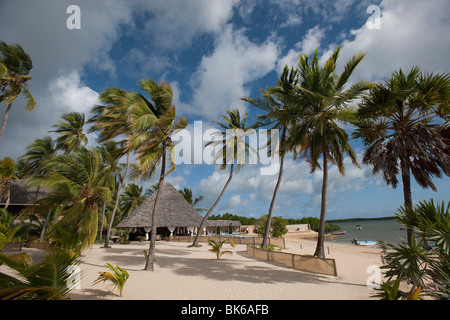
[{"left": 331, "top": 218, "right": 406, "bottom": 245}]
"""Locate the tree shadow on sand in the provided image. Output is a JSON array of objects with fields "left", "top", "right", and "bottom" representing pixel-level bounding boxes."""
[{"left": 153, "top": 250, "right": 335, "bottom": 285}]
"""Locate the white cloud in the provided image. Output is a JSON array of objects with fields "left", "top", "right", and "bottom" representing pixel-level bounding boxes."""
[
  {"left": 49, "top": 71, "right": 99, "bottom": 114},
  {"left": 188, "top": 26, "right": 280, "bottom": 120},
  {"left": 138, "top": 0, "right": 239, "bottom": 50},
  {"left": 277, "top": 25, "right": 325, "bottom": 72},
  {"left": 195, "top": 152, "right": 382, "bottom": 217},
  {"left": 335, "top": 0, "right": 450, "bottom": 81}
]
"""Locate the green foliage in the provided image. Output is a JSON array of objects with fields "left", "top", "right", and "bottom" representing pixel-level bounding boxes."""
[
  {"left": 209, "top": 213, "right": 257, "bottom": 225},
  {"left": 380, "top": 199, "right": 450, "bottom": 299},
  {"left": 254, "top": 215, "right": 288, "bottom": 237},
  {"left": 286, "top": 217, "right": 341, "bottom": 232},
  {"left": 0, "top": 248, "right": 80, "bottom": 300},
  {"left": 208, "top": 240, "right": 233, "bottom": 260},
  {"left": 0, "top": 209, "right": 25, "bottom": 243},
  {"left": 0, "top": 41, "right": 35, "bottom": 116},
  {"left": 93, "top": 263, "right": 129, "bottom": 297}
]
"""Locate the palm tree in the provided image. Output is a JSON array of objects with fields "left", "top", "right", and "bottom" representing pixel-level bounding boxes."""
[
  {"left": 0, "top": 248, "right": 80, "bottom": 300},
  {"left": 119, "top": 183, "right": 147, "bottom": 220},
  {"left": 50, "top": 112, "right": 88, "bottom": 152},
  {"left": 242, "top": 65, "right": 298, "bottom": 248},
  {"left": 353, "top": 67, "right": 450, "bottom": 243},
  {"left": 18, "top": 136, "right": 57, "bottom": 241},
  {"left": 31, "top": 147, "right": 111, "bottom": 253},
  {"left": 288, "top": 47, "right": 373, "bottom": 258},
  {"left": 0, "top": 157, "right": 18, "bottom": 209},
  {"left": 178, "top": 187, "right": 206, "bottom": 212},
  {"left": 88, "top": 88, "right": 133, "bottom": 248},
  {"left": 192, "top": 109, "right": 256, "bottom": 247},
  {"left": 0, "top": 41, "right": 35, "bottom": 144},
  {"left": 128, "top": 79, "right": 187, "bottom": 271},
  {"left": 97, "top": 141, "right": 124, "bottom": 242}
]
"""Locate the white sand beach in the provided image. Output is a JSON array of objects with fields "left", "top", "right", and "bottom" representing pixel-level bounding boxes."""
[{"left": 66, "top": 237, "right": 385, "bottom": 300}]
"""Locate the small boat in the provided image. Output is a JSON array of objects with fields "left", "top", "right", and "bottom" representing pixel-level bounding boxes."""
[
  {"left": 355, "top": 225, "right": 362, "bottom": 230},
  {"left": 331, "top": 231, "right": 346, "bottom": 235},
  {"left": 351, "top": 238, "right": 377, "bottom": 246}
]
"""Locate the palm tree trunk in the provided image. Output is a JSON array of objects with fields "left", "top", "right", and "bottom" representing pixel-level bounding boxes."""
[
  {"left": 192, "top": 163, "right": 234, "bottom": 247},
  {"left": 39, "top": 207, "right": 52, "bottom": 242},
  {"left": 99, "top": 199, "right": 107, "bottom": 241},
  {"left": 0, "top": 103, "right": 13, "bottom": 144},
  {"left": 104, "top": 152, "right": 130, "bottom": 248},
  {"left": 262, "top": 128, "right": 286, "bottom": 248},
  {"left": 144, "top": 147, "right": 167, "bottom": 271},
  {"left": 4, "top": 188, "right": 10, "bottom": 210},
  {"left": 314, "top": 152, "right": 328, "bottom": 259},
  {"left": 400, "top": 159, "right": 414, "bottom": 244}
]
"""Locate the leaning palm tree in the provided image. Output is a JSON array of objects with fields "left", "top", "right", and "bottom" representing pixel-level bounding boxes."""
[
  {"left": 128, "top": 79, "right": 187, "bottom": 271},
  {"left": 50, "top": 112, "right": 88, "bottom": 152},
  {"left": 242, "top": 65, "right": 298, "bottom": 248},
  {"left": 353, "top": 67, "right": 450, "bottom": 243},
  {"left": 288, "top": 47, "right": 373, "bottom": 258},
  {"left": 0, "top": 41, "right": 35, "bottom": 144},
  {"left": 192, "top": 109, "right": 256, "bottom": 247},
  {"left": 31, "top": 147, "right": 111, "bottom": 253},
  {"left": 88, "top": 88, "right": 134, "bottom": 248},
  {"left": 0, "top": 157, "right": 18, "bottom": 209}
]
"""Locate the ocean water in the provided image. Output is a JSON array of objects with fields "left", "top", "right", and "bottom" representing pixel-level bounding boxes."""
[{"left": 331, "top": 219, "right": 406, "bottom": 245}]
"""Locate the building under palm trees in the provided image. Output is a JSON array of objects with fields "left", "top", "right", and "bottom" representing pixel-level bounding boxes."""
[
  {"left": 0, "top": 180, "right": 49, "bottom": 214},
  {"left": 116, "top": 182, "right": 241, "bottom": 239}
]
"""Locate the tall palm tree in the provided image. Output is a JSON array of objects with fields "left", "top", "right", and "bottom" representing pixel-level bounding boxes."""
[
  {"left": 289, "top": 47, "right": 373, "bottom": 258},
  {"left": 88, "top": 88, "right": 133, "bottom": 248},
  {"left": 31, "top": 147, "right": 111, "bottom": 253},
  {"left": 128, "top": 79, "right": 187, "bottom": 271},
  {"left": 242, "top": 65, "right": 298, "bottom": 248},
  {"left": 0, "top": 41, "right": 35, "bottom": 144},
  {"left": 50, "top": 112, "right": 88, "bottom": 152},
  {"left": 0, "top": 157, "right": 18, "bottom": 209},
  {"left": 353, "top": 67, "right": 450, "bottom": 242},
  {"left": 192, "top": 109, "right": 256, "bottom": 247},
  {"left": 97, "top": 141, "right": 123, "bottom": 242}
]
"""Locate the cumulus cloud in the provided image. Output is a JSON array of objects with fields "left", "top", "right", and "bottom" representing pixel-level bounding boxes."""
[
  {"left": 195, "top": 151, "right": 381, "bottom": 217},
  {"left": 187, "top": 26, "right": 280, "bottom": 120},
  {"left": 0, "top": 0, "right": 135, "bottom": 158},
  {"left": 49, "top": 71, "right": 99, "bottom": 114},
  {"left": 335, "top": 0, "right": 450, "bottom": 81},
  {"left": 138, "top": 0, "right": 239, "bottom": 50},
  {"left": 277, "top": 25, "right": 325, "bottom": 72}
]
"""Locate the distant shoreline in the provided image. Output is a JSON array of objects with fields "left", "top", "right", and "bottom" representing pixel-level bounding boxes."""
[{"left": 327, "top": 216, "right": 397, "bottom": 223}]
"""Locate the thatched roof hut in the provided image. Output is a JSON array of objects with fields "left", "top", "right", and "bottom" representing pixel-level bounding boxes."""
[
  {"left": 206, "top": 220, "right": 241, "bottom": 228},
  {"left": 116, "top": 183, "right": 203, "bottom": 233},
  {"left": 0, "top": 180, "right": 50, "bottom": 214}
]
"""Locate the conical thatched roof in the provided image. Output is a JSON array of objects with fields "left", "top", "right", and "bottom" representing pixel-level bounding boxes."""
[{"left": 116, "top": 182, "right": 203, "bottom": 229}]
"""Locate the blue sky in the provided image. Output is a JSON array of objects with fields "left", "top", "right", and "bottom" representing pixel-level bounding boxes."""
[{"left": 0, "top": 0, "right": 449, "bottom": 220}]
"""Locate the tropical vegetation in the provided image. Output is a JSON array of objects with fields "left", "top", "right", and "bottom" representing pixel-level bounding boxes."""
[
  {"left": 191, "top": 109, "right": 256, "bottom": 247},
  {"left": 0, "top": 38, "right": 448, "bottom": 299},
  {"left": 378, "top": 199, "right": 450, "bottom": 300},
  {"left": 208, "top": 239, "right": 233, "bottom": 260},
  {"left": 0, "top": 41, "right": 35, "bottom": 144},
  {"left": 93, "top": 263, "right": 129, "bottom": 297}
]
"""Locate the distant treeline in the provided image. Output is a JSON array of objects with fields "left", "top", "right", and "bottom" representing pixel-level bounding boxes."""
[
  {"left": 327, "top": 216, "right": 397, "bottom": 223},
  {"left": 208, "top": 213, "right": 341, "bottom": 232}
]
